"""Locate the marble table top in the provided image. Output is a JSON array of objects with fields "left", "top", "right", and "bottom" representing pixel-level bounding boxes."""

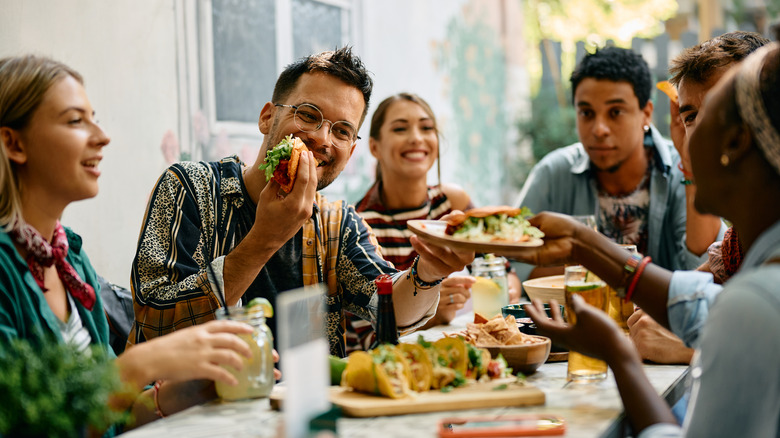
[{"left": 122, "top": 314, "right": 689, "bottom": 438}]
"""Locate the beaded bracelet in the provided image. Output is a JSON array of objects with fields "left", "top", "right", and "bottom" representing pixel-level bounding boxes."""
[
  {"left": 153, "top": 380, "right": 167, "bottom": 418},
  {"left": 625, "top": 256, "right": 652, "bottom": 303},
  {"left": 407, "top": 256, "right": 443, "bottom": 296}
]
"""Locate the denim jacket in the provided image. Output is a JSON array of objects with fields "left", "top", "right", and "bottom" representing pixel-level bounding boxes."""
[{"left": 513, "top": 126, "right": 721, "bottom": 281}]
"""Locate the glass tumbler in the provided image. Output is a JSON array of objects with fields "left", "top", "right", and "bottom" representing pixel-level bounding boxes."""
[{"left": 564, "top": 265, "right": 609, "bottom": 382}]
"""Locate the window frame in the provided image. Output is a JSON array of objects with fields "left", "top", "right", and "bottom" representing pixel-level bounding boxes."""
[{"left": 178, "top": 0, "right": 361, "bottom": 154}]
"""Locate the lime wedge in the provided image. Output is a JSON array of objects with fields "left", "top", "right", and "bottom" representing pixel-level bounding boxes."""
[
  {"left": 329, "top": 355, "right": 348, "bottom": 385},
  {"left": 566, "top": 282, "right": 603, "bottom": 293},
  {"left": 247, "top": 297, "right": 273, "bottom": 317}
]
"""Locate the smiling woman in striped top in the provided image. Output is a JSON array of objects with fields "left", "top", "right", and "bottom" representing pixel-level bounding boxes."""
[{"left": 345, "top": 93, "right": 474, "bottom": 352}]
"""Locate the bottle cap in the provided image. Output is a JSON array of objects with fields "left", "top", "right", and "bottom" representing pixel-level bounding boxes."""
[{"left": 375, "top": 274, "right": 393, "bottom": 295}]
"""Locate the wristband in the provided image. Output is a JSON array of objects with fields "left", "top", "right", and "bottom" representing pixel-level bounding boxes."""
[
  {"left": 678, "top": 163, "right": 694, "bottom": 185},
  {"left": 625, "top": 256, "right": 652, "bottom": 303},
  {"left": 407, "top": 256, "right": 442, "bottom": 296},
  {"left": 617, "top": 252, "right": 643, "bottom": 298},
  {"left": 153, "top": 380, "right": 167, "bottom": 418}
]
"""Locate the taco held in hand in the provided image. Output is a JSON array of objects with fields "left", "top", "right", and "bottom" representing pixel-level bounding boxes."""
[{"left": 259, "top": 134, "right": 307, "bottom": 193}]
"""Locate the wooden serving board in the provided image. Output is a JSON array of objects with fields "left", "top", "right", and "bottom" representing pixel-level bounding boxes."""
[{"left": 271, "top": 378, "right": 544, "bottom": 417}]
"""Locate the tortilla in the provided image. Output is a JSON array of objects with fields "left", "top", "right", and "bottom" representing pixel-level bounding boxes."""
[
  {"left": 342, "top": 347, "right": 412, "bottom": 399},
  {"left": 398, "top": 343, "right": 434, "bottom": 392},
  {"left": 433, "top": 337, "right": 468, "bottom": 376}
]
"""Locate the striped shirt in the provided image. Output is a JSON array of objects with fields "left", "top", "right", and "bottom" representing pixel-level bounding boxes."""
[
  {"left": 345, "top": 183, "right": 466, "bottom": 352},
  {"left": 56, "top": 292, "right": 92, "bottom": 355},
  {"left": 129, "top": 156, "right": 426, "bottom": 357},
  {"left": 354, "top": 183, "right": 454, "bottom": 269}
]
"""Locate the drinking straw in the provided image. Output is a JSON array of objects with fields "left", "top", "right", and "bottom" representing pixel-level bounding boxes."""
[{"left": 207, "top": 263, "right": 230, "bottom": 316}]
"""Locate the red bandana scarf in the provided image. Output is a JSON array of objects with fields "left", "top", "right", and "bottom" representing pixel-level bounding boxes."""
[{"left": 9, "top": 221, "right": 96, "bottom": 311}]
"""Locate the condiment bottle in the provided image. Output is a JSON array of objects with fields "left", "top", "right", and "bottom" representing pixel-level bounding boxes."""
[{"left": 375, "top": 274, "right": 398, "bottom": 345}]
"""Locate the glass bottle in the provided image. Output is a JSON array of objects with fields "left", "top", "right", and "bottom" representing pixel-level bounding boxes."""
[
  {"left": 214, "top": 305, "right": 275, "bottom": 401},
  {"left": 375, "top": 274, "right": 398, "bottom": 345},
  {"left": 470, "top": 254, "right": 509, "bottom": 318}
]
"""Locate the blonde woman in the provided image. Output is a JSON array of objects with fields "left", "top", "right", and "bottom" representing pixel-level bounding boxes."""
[{"left": 0, "top": 55, "right": 274, "bottom": 433}]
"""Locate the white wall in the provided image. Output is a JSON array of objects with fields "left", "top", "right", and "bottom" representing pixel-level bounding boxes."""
[{"left": 0, "top": 0, "right": 180, "bottom": 286}]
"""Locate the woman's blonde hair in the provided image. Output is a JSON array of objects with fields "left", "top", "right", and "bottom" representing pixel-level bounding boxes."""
[{"left": 0, "top": 55, "right": 82, "bottom": 231}]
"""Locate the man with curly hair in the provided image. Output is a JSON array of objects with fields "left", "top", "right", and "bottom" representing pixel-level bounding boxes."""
[{"left": 514, "top": 46, "right": 718, "bottom": 283}]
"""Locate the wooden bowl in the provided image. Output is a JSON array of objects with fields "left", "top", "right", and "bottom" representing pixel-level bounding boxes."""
[
  {"left": 480, "top": 336, "right": 551, "bottom": 375},
  {"left": 522, "top": 275, "right": 565, "bottom": 303}
]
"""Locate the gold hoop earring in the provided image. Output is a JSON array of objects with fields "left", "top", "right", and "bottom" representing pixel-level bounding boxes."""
[{"left": 720, "top": 154, "right": 730, "bottom": 167}]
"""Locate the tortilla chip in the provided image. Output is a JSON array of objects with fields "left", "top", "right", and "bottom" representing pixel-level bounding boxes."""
[
  {"left": 474, "top": 313, "right": 489, "bottom": 324},
  {"left": 656, "top": 80, "right": 679, "bottom": 104}
]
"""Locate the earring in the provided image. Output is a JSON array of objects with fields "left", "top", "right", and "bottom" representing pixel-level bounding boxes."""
[
  {"left": 643, "top": 125, "right": 650, "bottom": 133},
  {"left": 720, "top": 154, "right": 730, "bottom": 167}
]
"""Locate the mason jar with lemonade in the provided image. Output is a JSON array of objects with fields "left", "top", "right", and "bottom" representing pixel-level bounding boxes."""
[
  {"left": 471, "top": 255, "right": 509, "bottom": 318},
  {"left": 214, "top": 298, "right": 275, "bottom": 401}
]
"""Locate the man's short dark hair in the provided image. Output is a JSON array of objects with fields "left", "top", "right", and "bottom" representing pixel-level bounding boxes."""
[
  {"left": 272, "top": 46, "right": 374, "bottom": 126},
  {"left": 570, "top": 46, "right": 652, "bottom": 109},
  {"left": 668, "top": 31, "right": 770, "bottom": 86}
]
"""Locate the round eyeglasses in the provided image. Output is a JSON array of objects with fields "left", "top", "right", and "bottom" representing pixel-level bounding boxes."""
[{"left": 274, "top": 103, "right": 360, "bottom": 149}]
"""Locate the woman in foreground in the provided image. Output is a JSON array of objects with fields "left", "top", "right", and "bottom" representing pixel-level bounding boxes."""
[
  {"left": 522, "top": 39, "right": 780, "bottom": 436},
  {"left": 0, "top": 55, "right": 267, "bottom": 433}
]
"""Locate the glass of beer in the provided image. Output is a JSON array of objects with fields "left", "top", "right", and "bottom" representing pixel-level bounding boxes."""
[
  {"left": 564, "top": 265, "right": 608, "bottom": 382},
  {"left": 607, "top": 244, "right": 638, "bottom": 332}
]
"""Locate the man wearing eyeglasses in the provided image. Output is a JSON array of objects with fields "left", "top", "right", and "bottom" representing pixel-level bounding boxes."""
[{"left": 128, "top": 47, "right": 474, "bottom": 358}]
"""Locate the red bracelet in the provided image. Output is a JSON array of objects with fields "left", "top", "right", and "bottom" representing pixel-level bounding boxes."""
[
  {"left": 625, "top": 256, "right": 652, "bottom": 302},
  {"left": 153, "top": 380, "right": 167, "bottom": 418},
  {"left": 677, "top": 162, "right": 693, "bottom": 178}
]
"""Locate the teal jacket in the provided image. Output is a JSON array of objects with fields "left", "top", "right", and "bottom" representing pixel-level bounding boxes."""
[
  {"left": 0, "top": 226, "right": 122, "bottom": 436},
  {"left": 0, "top": 226, "right": 112, "bottom": 351}
]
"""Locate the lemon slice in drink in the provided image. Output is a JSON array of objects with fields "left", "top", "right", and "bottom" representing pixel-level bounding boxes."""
[
  {"left": 473, "top": 277, "right": 502, "bottom": 295},
  {"left": 247, "top": 297, "right": 273, "bottom": 318}
]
